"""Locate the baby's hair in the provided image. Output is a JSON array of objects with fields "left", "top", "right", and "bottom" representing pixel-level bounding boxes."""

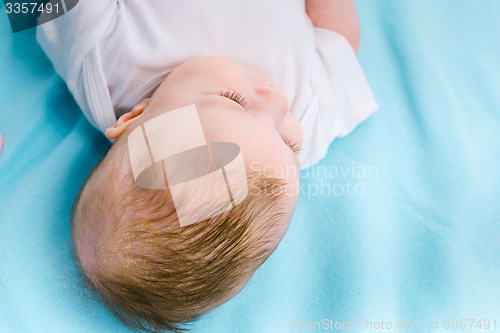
[{"left": 70, "top": 145, "right": 288, "bottom": 332}]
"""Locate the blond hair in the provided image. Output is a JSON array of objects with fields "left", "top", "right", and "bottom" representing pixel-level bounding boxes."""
[{"left": 71, "top": 146, "right": 288, "bottom": 332}]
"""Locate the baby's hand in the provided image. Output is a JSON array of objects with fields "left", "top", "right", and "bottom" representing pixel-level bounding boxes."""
[{"left": 306, "top": 0, "right": 360, "bottom": 53}]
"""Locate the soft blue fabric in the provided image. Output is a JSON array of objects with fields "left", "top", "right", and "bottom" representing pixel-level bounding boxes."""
[{"left": 1, "top": 1, "right": 499, "bottom": 332}]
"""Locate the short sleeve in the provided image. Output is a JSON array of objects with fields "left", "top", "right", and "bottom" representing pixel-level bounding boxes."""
[
  {"left": 36, "top": 0, "right": 118, "bottom": 133},
  {"left": 298, "top": 27, "right": 378, "bottom": 169}
]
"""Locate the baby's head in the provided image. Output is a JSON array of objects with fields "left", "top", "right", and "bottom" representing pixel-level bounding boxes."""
[{"left": 71, "top": 56, "right": 302, "bottom": 332}]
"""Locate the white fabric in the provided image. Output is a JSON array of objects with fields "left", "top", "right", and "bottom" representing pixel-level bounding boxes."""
[{"left": 37, "top": 0, "right": 378, "bottom": 169}]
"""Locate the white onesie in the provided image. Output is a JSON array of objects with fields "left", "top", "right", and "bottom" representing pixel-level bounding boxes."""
[{"left": 37, "top": 0, "right": 378, "bottom": 169}]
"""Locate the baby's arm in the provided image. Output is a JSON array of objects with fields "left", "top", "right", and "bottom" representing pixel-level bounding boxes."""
[{"left": 306, "top": 0, "right": 360, "bottom": 53}]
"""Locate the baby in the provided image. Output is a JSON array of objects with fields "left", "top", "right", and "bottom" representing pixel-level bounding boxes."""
[{"left": 37, "top": 0, "right": 377, "bottom": 331}]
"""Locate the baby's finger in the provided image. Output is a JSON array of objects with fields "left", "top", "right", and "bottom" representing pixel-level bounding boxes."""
[{"left": 0, "top": 133, "right": 3, "bottom": 156}]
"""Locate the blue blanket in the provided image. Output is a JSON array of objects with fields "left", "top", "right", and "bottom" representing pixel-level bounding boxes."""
[{"left": 1, "top": 1, "right": 499, "bottom": 332}]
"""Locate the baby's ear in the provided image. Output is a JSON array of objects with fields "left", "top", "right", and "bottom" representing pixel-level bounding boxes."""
[{"left": 105, "top": 98, "right": 151, "bottom": 139}]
